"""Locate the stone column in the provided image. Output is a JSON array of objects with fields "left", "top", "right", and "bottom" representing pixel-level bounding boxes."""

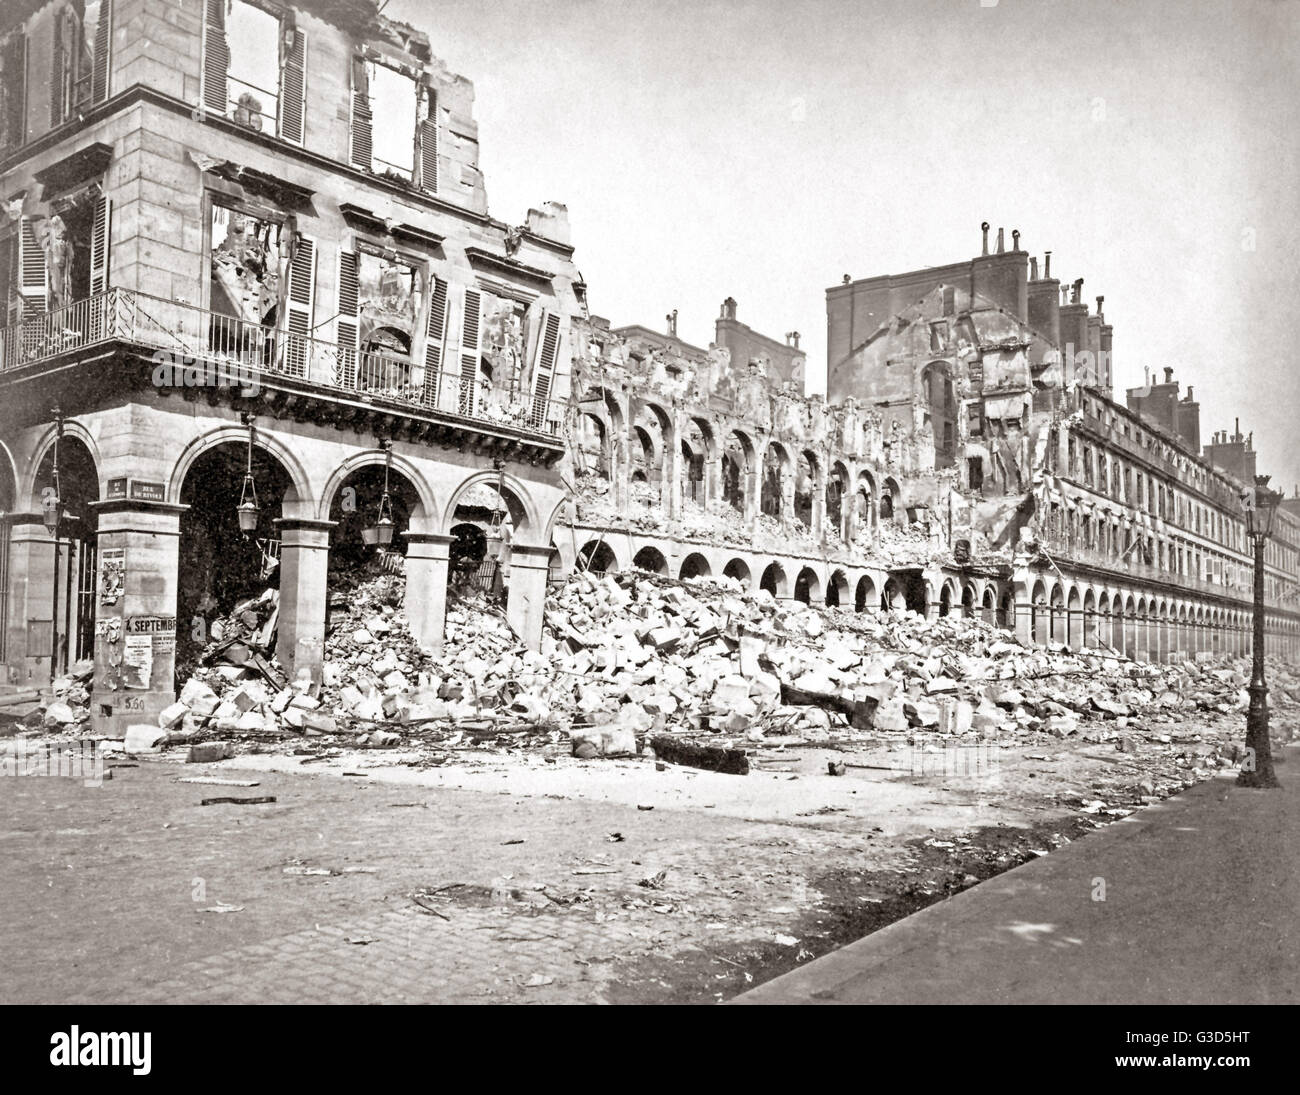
[
  {"left": 1, "top": 513, "right": 48, "bottom": 685},
  {"left": 90, "top": 500, "right": 186, "bottom": 737},
  {"left": 404, "top": 532, "right": 453, "bottom": 654},
  {"left": 506, "top": 544, "right": 553, "bottom": 652},
  {"left": 664, "top": 416, "right": 682, "bottom": 521},
  {"left": 275, "top": 518, "right": 336, "bottom": 686}
]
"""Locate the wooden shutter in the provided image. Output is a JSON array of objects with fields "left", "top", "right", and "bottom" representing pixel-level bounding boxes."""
[
  {"left": 91, "top": 0, "right": 112, "bottom": 103},
  {"left": 0, "top": 34, "right": 28, "bottom": 151},
  {"left": 417, "top": 91, "right": 437, "bottom": 193},
  {"left": 88, "top": 195, "right": 111, "bottom": 295},
  {"left": 18, "top": 217, "right": 47, "bottom": 316},
  {"left": 282, "top": 235, "right": 316, "bottom": 378},
  {"left": 278, "top": 21, "right": 306, "bottom": 145},
  {"left": 531, "top": 311, "right": 561, "bottom": 427},
  {"left": 421, "top": 274, "right": 448, "bottom": 406},
  {"left": 50, "top": 11, "right": 67, "bottom": 127},
  {"left": 0, "top": 231, "right": 15, "bottom": 326},
  {"left": 457, "top": 287, "right": 480, "bottom": 415},
  {"left": 201, "top": 0, "right": 229, "bottom": 115},
  {"left": 336, "top": 249, "right": 359, "bottom": 389},
  {"left": 349, "top": 56, "right": 372, "bottom": 171}
]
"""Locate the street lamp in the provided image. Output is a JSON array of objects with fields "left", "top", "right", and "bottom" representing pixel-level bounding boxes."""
[
  {"left": 362, "top": 441, "right": 395, "bottom": 547},
  {"left": 235, "top": 413, "right": 260, "bottom": 535},
  {"left": 46, "top": 407, "right": 64, "bottom": 683},
  {"left": 1239, "top": 473, "right": 1281, "bottom": 789}
]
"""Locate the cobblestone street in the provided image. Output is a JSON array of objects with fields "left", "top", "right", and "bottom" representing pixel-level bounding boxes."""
[{"left": 1, "top": 727, "right": 1229, "bottom": 1005}]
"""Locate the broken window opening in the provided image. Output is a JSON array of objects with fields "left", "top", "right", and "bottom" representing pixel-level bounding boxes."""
[
  {"left": 357, "top": 247, "right": 422, "bottom": 397},
  {"left": 369, "top": 61, "right": 417, "bottom": 181},
  {"left": 208, "top": 202, "right": 284, "bottom": 359},
  {"left": 220, "top": 0, "right": 282, "bottom": 133}
]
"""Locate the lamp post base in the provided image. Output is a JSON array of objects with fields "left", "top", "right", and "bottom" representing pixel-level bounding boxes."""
[{"left": 1237, "top": 682, "right": 1280, "bottom": 789}]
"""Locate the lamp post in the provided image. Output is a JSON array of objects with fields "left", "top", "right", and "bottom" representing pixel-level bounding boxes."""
[
  {"left": 1238, "top": 473, "right": 1281, "bottom": 789},
  {"left": 45, "top": 407, "right": 64, "bottom": 683}
]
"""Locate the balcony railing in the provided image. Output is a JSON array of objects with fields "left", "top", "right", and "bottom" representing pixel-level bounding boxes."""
[{"left": 0, "top": 289, "right": 564, "bottom": 438}]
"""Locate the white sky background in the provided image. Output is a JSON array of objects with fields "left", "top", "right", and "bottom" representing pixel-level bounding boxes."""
[{"left": 385, "top": 0, "right": 1300, "bottom": 495}]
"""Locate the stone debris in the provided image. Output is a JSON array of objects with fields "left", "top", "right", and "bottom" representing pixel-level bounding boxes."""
[{"left": 60, "top": 551, "right": 1295, "bottom": 779}]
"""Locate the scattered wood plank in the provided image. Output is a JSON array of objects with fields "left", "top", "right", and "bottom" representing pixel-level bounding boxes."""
[
  {"left": 178, "top": 777, "right": 260, "bottom": 787},
  {"left": 199, "top": 795, "right": 276, "bottom": 806},
  {"left": 650, "top": 734, "right": 750, "bottom": 775}
]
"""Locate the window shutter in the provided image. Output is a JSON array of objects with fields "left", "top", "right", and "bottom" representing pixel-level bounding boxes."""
[
  {"left": 349, "top": 56, "right": 372, "bottom": 171},
  {"left": 278, "top": 21, "right": 306, "bottom": 145},
  {"left": 0, "top": 34, "right": 28, "bottom": 151},
  {"left": 50, "top": 12, "right": 67, "bottom": 127},
  {"left": 282, "top": 235, "right": 316, "bottom": 378},
  {"left": 417, "top": 90, "right": 437, "bottom": 193},
  {"left": 421, "top": 274, "right": 448, "bottom": 406},
  {"left": 335, "top": 249, "right": 359, "bottom": 389},
  {"left": 457, "top": 287, "right": 480, "bottom": 415},
  {"left": 91, "top": 0, "right": 112, "bottom": 103},
  {"left": 18, "top": 216, "right": 47, "bottom": 316},
  {"left": 88, "top": 194, "right": 111, "bottom": 295},
  {"left": 0, "top": 231, "right": 15, "bottom": 326},
  {"left": 530, "top": 311, "right": 561, "bottom": 427},
  {"left": 201, "top": 0, "right": 229, "bottom": 115}
]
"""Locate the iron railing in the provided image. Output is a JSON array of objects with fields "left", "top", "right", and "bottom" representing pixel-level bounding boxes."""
[{"left": 0, "top": 288, "right": 565, "bottom": 438}]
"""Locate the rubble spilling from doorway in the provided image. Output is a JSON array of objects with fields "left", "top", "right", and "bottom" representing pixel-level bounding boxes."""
[{"left": 146, "top": 552, "right": 1297, "bottom": 781}]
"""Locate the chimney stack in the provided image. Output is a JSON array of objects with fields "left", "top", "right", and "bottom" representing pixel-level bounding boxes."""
[{"left": 981, "top": 222, "right": 990, "bottom": 255}]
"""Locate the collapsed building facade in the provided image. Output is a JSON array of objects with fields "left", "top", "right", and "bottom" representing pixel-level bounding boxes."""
[{"left": 0, "top": 1, "right": 1296, "bottom": 735}]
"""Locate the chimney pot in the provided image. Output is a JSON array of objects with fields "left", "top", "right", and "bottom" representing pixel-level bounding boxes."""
[
  {"left": 1044, "top": 251, "right": 1052, "bottom": 278},
  {"left": 996, "top": 227, "right": 1005, "bottom": 253},
  {"left": 1096, "top": 295, "right": 1104, "bottom": 312},
  {"left": 1012, "top": 228, "right": 1020, "bottom": 250},
  {"left": 842, "top": 273, "right": 850, "bottom": 284},
  {"left": 1030, "top": 256, "right": 1039, "bottom": 279},
  {"left": 1164, "top": 366, "right": 1173, "bottom": 384},
  {"left": 980, "top": 222, "right": 990, "bottom": 255}
]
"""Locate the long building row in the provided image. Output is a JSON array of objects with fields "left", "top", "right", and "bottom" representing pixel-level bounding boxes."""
[{"left": 0, "top": 0, "right": 1295, "bottom": 737}]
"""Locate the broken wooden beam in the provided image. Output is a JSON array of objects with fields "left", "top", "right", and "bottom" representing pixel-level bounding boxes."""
[
  {"left": 780, "top": 683, "right": 879, "bottom": 730},
  {"left": 649, "top": 734, "right": 749, "bottom": 775}
]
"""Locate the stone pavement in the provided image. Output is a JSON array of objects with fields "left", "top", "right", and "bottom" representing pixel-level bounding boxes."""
[{"left": 735, "top": 744, "right": 1300, "bottom": 1004}]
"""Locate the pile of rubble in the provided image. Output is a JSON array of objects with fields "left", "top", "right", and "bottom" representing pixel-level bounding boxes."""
[{"left": 134, "top": 556, "right": 1298, "bottom": 768}]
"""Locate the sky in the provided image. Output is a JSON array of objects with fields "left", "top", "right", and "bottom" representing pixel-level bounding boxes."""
[{"left": 387, "top": 0, "right": 1300, "bottom": 494}]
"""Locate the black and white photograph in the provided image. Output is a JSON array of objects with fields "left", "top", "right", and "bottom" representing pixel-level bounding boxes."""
[{"left": 0, "top": 0, "right": 1296, "bottom": 1063}]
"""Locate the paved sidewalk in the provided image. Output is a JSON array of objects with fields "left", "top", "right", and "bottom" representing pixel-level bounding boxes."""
[{"left": 736, "top": 746, "right": 1300, "bottom": 1004}]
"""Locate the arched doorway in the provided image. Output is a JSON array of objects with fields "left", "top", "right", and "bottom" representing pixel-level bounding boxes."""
[
  {"left": 723, "top": 557, "right": 751, "bottom": 588},
  {"left": 679, "top": 552, "right": 710, "bottom": 580},
  {"left": 177, "top": 440, "right": 295, "bottom": 683},
  {"left": 578, "top": 539, "right": 617, "bottom": 574},
  {"left": 632, "top": 545, "right": 669, "bottom": 575},
  {"left": 794, "top": 566, "right": 820, "bottom": 604},
  {"left": 759, "top": 562, "right": 787, "bottom": 598},
  {"left": 855, "top": 575, "right": 876, "bottom": 612},
  {"left": 826, "top": 568, "right": 848, "bottom": 608}
]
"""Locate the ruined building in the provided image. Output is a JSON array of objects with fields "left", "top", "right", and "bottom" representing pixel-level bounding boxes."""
[
  {"left": 0, "top": 3, "right": 1296, "bottom": 736},
  {"left": 0, "top": 0, "right": 579, "bottom": 733}
]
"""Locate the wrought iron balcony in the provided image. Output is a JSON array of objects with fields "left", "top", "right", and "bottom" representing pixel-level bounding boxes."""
[{"left": 0, "top": 288, "right": 565, "bottom": 439}]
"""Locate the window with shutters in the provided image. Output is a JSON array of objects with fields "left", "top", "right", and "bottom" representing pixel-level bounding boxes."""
[
  {"left": 416, "top": 87, "right": 438, "bottom": 193},
  {"left": 368, "top": 62, "right": 417, "bottom": 181},
  {"left": 203, "top": 1, "right": 304, "bottom": 143},
  {"left": 0, "top": 31, "right": 27, "bottom": 151},
  {"left": 224, "top": 1, "right": 281, "bottom": 133}
]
